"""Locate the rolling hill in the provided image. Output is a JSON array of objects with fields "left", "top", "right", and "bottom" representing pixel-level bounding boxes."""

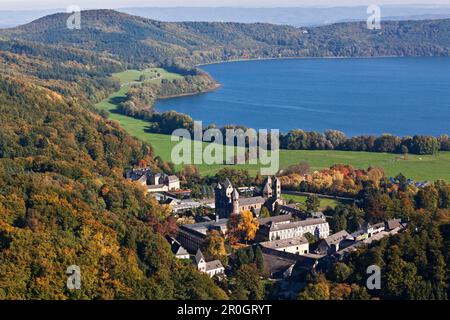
[{"left": 2, "top": 10, "right": 450, "bottom": 69}]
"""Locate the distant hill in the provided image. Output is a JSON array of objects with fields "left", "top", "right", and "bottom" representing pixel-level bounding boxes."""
[
  {"left": 120, "top": 6, "right": 450, "bottom": 27},
  {"left": 3, "top": 6, "right": 450, "bottom": 28},
  {"left": 2, "top": 9, "right": 450, "bottom": 69}
]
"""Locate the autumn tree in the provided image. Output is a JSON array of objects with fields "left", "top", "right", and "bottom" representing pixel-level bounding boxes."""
[
  {"left": 204, "top": 230, "right": 227, "bottom": 265},
  {"left": 237, "top": 210, "right": 259, "bottom": 243},
  {"left": 227, "top": 211, "right": 259, "bottom": 244},
  {"left": 298, "top": 276, "right": 330, "bottom": 300}
]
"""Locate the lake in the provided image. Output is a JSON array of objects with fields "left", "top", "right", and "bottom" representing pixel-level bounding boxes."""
[{"left": 156, "top": 58, "right": 450, "bottom": 136}]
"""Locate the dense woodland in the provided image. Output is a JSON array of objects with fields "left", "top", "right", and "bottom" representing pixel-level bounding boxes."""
[{"left": 0, "top": 10, "right": 449, "bottom": 299}]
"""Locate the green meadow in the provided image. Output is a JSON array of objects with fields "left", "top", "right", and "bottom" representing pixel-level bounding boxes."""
[
  {"left": 113, "top": 68, "right": 183, "bottom": 85},
  {"left": 96, "top": 69, "right": 450, "bottom": 181},
  {"left": 282, "top": 194, "right": 340, "bottom": 210}
]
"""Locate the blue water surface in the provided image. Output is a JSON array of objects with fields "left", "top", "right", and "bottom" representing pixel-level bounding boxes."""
[{"left": 156, "top": 58, "right": 450, "bottom": 136}]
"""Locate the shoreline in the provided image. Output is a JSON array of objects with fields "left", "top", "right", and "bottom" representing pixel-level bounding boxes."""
[
  {"left": 156, "top": 83, "right": 222, "bottom": 101},
  {"left": 196, "top": 54, "right": 407, "bottom": 68}
]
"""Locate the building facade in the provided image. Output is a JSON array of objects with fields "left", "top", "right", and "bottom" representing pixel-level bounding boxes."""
[
  {"left": 126, "top": 168, "right": 180, "bottom": 193},
  {"left": 195, "top": 249, "right": 224, "bottom": 278},
  {"left": 267, "top": 218, "right": 330, "bottom": 241},
  {"left": 260, "top": 236, "right": 309, "bottom": 255}
]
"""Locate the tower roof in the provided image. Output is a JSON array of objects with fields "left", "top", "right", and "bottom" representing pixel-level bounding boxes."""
[
  {"left": 195, "top": 249, "right": 205, "bottom": 264},
  {"left": 223, "top": 178, "right": 233, "bottom": 189},
  {"left": 232, "top": 188, "right": 239, "bottom": 199}
]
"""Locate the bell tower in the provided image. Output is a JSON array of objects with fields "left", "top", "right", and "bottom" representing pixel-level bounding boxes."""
[
  {"left": 232, "top": 189, "right": 240, "bottom": 215},
  {"left": 263, "top": 176, "right": 273, "bottom": 199},
  {"left": 274, "top": 177, "right": 281, "bottom": 199}
]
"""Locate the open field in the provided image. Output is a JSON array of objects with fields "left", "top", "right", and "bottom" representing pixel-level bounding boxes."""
[
  {"left": 112, "top": 68, "right": 183, "bottom": 86},
  {"left": 96, "top": 69, "right": 450, "bottom": 182},
  {"left": 282, "top": 194, "right": 340, "bottom": 210}
]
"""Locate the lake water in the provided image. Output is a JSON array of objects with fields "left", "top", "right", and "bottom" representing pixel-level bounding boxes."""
[{"left": 156, "top": 58, "right": 450, "bottom": 136}]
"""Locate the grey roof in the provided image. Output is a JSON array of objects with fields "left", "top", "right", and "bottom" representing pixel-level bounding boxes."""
[
  {"left": 258, "top": 213, "right": 293, "bottom": 226},
  {"left": 168, "top": 175, "right": 179, "bottom": 182},
  {"left": 223, "top": 179, "right": 233, "bottom": 189},
  {"left": 261, "top": 252, "right": 298, "bottom": 276},
  {"left": 205, "top": 260, "right": 224, "bottom": 271},
  {"left": 147, "top": 184, "right": 166, "bottom": 190},
  {"left": 195, "top": 249, "right": 205, "bottom": 264},
  {"left": 386, "top": 219, "right": 403, "bottom": 230},
  {"left": 238, "top": 196, "right": 265, "bottom": 207},
  {"left": 166, "top": 236, "right": 189, "bottom": 257},
  {"left": 128, "top": 171, "right": 149, "bottom": 182},
  {"left": 180, "top": 219, "right": 229, "bottom": 236},
  {"left": 279, "top": 205, "right": 303, "bottom": 216},
  {"left": 311, "top": 212, "right": 325, "bottom": 219},
  {"left": 350, "top": 229, "right": 367, "bottom": 238},
  {"left": 260, "top": 246, "right": 319, "bottom": 278},
  {"left": 323, "top": 230, "right": 350, "bottom": 246},
  {"left": 173, "top": 243, "right": 189, "bottom": 257},
  {"left": 270, "top": 218, "right": 328, "bottom": 232},
  {"left": 260, "top": 236, "right": 308, "bottom": 250}
]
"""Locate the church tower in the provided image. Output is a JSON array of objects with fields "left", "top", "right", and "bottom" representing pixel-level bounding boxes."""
[
  {"left": 274, "top": 177, "right": 281, "bottom": 199},
  {"left": 232, "top": 188, "right": 240, "bottom": 215},
  {"left": 263, "top": 176, "right": 273, "bottom": 199}
]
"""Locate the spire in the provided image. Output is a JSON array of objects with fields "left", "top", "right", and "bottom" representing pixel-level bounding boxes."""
[
  {"left": 223, "top": 178, "right": 233, "bottom": 189},
  {"left": 232, "top": 188, "right": 240, "bottom": 215}
]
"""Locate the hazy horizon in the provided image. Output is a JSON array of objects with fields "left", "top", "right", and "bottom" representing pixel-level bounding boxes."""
[
  {"left": 2, "top": 2, "right": 450, "bottom": 29},
  {"left": 1, "top": 1, "right": 450, "bottom": 11}
]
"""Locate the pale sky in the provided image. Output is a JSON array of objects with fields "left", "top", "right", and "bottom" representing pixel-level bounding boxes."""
[{"left": 1, "top": 0, "right": 450, "bottom": 10}]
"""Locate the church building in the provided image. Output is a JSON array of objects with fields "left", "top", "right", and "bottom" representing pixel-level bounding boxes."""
[{"left": 214, "top": 177, "right": 283, "bottom": 219}]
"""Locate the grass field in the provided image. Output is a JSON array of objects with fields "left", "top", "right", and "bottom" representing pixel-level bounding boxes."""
[
  {"left": 96, "top": 69, "right": 450, "bottom": 182},
  {"left": 282, "top": 194, "right": 340, "bottom": 209},
  {"left": 112, "top": 68, "right": 183, "bottom": 86}
]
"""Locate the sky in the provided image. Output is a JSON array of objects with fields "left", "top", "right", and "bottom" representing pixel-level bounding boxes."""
[{"left": 1, "top": 0, "right": 450, "bottom": 10}]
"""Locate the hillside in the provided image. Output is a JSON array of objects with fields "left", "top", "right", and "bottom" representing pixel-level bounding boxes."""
[
  {"left": 0, "top": 11, "right": 229, "bottom": 300},
  {"left": 2, "top": 10, "right": 450, "bottom": 69}
]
